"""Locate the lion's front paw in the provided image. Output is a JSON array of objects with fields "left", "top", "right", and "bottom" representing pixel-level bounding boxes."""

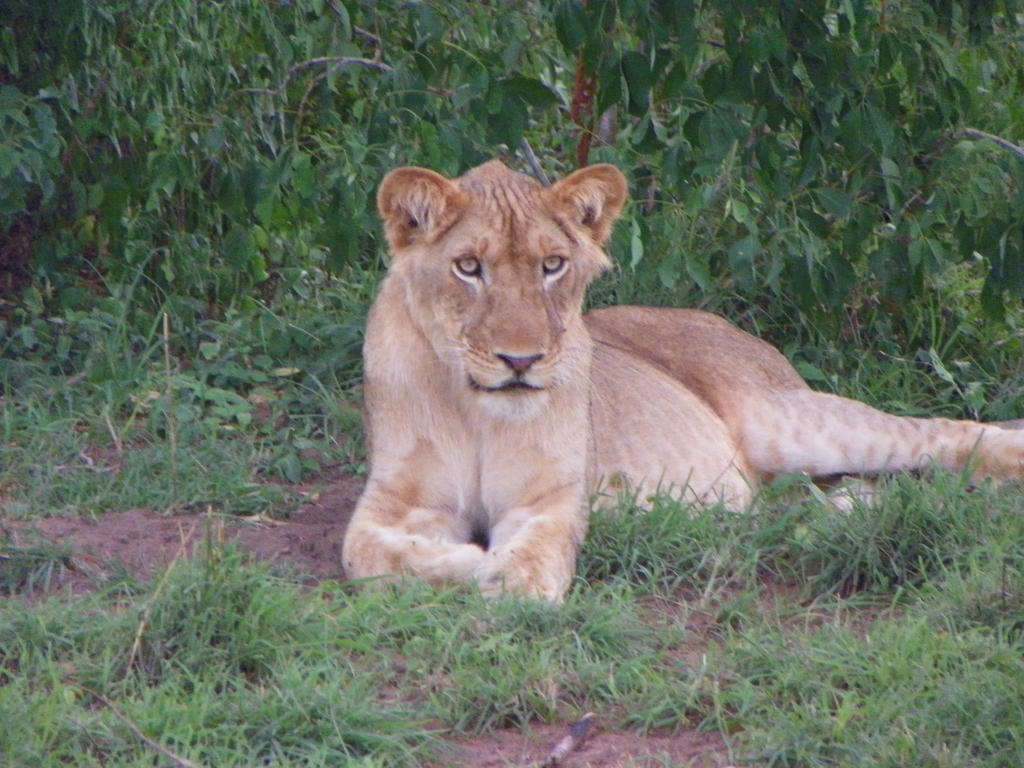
[{"left": 474, "top": 548, "right": 572, "bottom": 603}]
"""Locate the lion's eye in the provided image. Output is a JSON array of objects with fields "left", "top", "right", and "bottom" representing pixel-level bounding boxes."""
[
  {"left": 542, "top": 256, "right": 568, "bottom": 278},
  {"left": 453, "top": 257, "right": 482, "bottom": 280}
]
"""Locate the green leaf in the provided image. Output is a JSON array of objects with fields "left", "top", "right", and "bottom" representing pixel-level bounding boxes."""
[
  {"left": 291, "top": 152, "right": 317, "bottom": 200},
  {"left": 629, "top": 217, "right": 644, "bottom": 269},
  {"left": 199, "top": 341, "right": 220, "bottom": 359},
  {"left": 223, "top": 228, "right": 256, "bottom": 270},
  {"left": 554, "top": 1, "right": 589, "bottom": 51},
  {"left": 657, "top": 255, "right": 681, "bottom": 289},
  {"left": 879, "top": 156, "right": 902, "bottom": 211},
  {"left": 794, "top": 361, "right": 829, "bottom": 383},
  {"left": 699, "top": 108, "right": 744, "bottom": 161},
  {"left": 332, "top": 0, "right": 352, "bottom": 40},
  {"left": 879, "top": 156, "right": 901, "bottom": 181},
  {"left": 596, "top": 57, "right": 624, "bottom": 115},
  {"left": 927, "top": 347, "right": 957, "bottom": 385},
  {"left": 728, "top": 235, "right": 761, "bottom": 291},
  {"left": 499, "top": 76, "right": 558, "bottom": 109},
  {"left": 685, "top": 250, "right": 713, "bottom": 292},
  {"left": 621, "top": 51, "right": 652, "bottom": 116},
  {"left": 814, "top": 188, "right": 852, "bottom": 219},
  {"left": 866, "top": 103, "right": 895, "bottom": 154},
  {"left": 274, "top": 452, "right": 303, "bottom": 483},
  {"left": 729, "top": 199, "right": 755, "bottom": 228},
  {"left": 412, "top": 4, "right": 444, "bottom": 48},
  {"left": 486, "top": 93, "right": 527, "bottom": 146}
]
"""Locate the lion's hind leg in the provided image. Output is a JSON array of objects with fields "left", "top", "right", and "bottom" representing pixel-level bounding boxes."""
[{"left": 733, "top": 389, "right": 1024, "bottom": 482}]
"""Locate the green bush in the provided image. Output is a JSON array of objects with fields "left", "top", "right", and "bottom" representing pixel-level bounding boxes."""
[{"left": 2, "top": 0, "right": 1022, "bottom": 416}]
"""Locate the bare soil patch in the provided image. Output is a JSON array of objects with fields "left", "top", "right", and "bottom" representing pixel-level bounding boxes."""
[
  {"left": 6, "top": 475, "right": 363, "bottom": 592},
  {"left": 437, "top": 720, "right": 735, "bottom": 767}
]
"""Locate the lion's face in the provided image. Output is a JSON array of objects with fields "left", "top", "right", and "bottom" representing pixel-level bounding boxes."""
[{"left": 377, "top": 161, "right": 627, "bottom": 419}]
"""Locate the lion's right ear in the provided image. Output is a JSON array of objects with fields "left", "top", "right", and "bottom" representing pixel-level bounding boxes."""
[{"left": 377, "top": 167, "right": 467, "bottom": 251}]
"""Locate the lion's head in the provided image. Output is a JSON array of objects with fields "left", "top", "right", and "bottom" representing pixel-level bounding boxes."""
[{"left": 376, "top": 160, "right": 627, "bottom": 419}]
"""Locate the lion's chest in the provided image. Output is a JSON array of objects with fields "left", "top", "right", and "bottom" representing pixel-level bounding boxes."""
[
  {"left": 418, "top": 434, "right": 547, "bottom": 518},
  {"left": 396, "top": 412, "right": 582, "bottom": 537}
]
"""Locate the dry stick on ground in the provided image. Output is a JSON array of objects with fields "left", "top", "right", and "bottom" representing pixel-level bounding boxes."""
[
  {"left": 541, "top": 713, "right": 596, "bottom": 767},
  {"left": 77, "top": 685, "right": 206, "bottom": 768}
]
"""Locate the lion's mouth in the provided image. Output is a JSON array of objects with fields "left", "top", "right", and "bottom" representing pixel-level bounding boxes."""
[{"left": 468, "top": 376, "right": 543, "bottom": 393}]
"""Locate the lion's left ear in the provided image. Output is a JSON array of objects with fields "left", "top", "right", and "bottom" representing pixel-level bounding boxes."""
[
  {"left": 377, "top": 167, "right": 468, "bottom": 251},
  {"left": 548, "top": 164, "right": 628, "bottom": 245}
]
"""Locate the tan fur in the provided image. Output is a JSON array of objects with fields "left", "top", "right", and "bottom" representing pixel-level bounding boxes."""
[{"left": 342, "top": 160, "right": 1024, "bottom": 602}]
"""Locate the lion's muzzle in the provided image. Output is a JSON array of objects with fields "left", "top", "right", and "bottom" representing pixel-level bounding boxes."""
[{"left": 496, "top": 352, "right": 543, "bottom": 374}]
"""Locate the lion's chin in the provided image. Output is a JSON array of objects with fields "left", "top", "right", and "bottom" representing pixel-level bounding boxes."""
[{"left": 469, "top": 383, "right": 550, "bottom": 421}]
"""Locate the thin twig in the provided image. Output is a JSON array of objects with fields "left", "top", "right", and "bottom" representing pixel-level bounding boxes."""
[
  {"left": 519, "top": 139, "right": 551, "bottom": 186},
  {"left": 53, "top": 463, "right": 117, "bottom": 473},
  {"left": 231, "top": 56, "right": 393, "bottom": 103},
  {"left": 104, "top": 409, "right": 124, "bottom": 454},
  {"left": 76, "top": 685, "right": 206, "bottom": 768},
  {"left": 541, "top": 713, "right": 595, "bottom": 766},
  {"left": 287, "top": 55, "right": 391, "bottom": 78},
  {"left": 126, "top": 520, "right": 195, "bottom": 672},
  {"left": 162, "top": 313, "right": 178, "bottom": 506},
  {"left": 957, "top": 127, "right": 1024, "bottom": 161},
  {"left": 353, "top": 25, "right": 382, "bottom": 47}
]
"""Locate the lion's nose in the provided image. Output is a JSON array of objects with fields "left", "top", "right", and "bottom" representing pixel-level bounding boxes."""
[{"left": 496, "top": 353, "right": 543, "bottom": 374}]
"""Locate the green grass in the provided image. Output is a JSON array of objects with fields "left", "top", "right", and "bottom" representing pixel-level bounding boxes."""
[
  {"left": 718, "top": 615, "right": 1024, "bottom": 767},
  {"left": 0, "top": 544, "right": 697, "bottom": 766},
  {"left": 0, "top": 534, "right": 75, "bottom": 594},
  {"left": 3, "top": 471, "right": 1023, "bottom": 766},
  {"left": 1, "top": 269, "right": 367, "bottom": 521},
  {"left": 0, "top": 552, "right": 439, "bottom": 767}
]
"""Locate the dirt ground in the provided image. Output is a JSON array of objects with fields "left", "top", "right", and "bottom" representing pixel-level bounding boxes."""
[
  {"left": 6, "top": 474, "right": 742, "bottom": 768},
  {"left": 12, "top": 476, "right": 364, "bottom": 591}
]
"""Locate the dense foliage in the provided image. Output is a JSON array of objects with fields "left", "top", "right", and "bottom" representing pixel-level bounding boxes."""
[
  {"left": 4, "top": 2, "right": 1023, "bottom": 311},
  {"left": 2, "top": 0, "right": 1023, "bottom": 424}
]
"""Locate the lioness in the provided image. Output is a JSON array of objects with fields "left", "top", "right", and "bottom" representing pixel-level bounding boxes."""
[{"left": 342, "top": 160, "right": 1024, "bottom": 601}]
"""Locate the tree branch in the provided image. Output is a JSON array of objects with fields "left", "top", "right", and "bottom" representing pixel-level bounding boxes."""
[{"left": 957, "top": 127, "right": 1024, "bottom": 162}]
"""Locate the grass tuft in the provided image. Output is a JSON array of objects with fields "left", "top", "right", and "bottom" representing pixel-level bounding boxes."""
[
  {"left": 0, "top": 534, "right": 74, "bottom": 595},
  {"left": 778, "top": 472, "right": 1024, "bottom": 597},
  {"left": 718, "top": 616, "right": 1024, "bottom": 767},
  {"left": 580, "top": 489, "right": 757, "bottom": 598}
]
